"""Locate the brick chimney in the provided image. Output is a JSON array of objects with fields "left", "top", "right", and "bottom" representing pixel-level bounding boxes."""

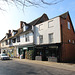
[
  {"left": 8, "top": 30, "right": 11, "bottom": 34},
  {"left": 20, "top": 21, "right": 24, "bottom": 29}
]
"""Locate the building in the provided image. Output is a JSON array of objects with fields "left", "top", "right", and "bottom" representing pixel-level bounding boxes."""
[
  {"left": 0, "top": 12, "right": 75, "bottom": 62},
  {"left": 34, "top": 12, "right": 75, "bottom": 62},
  {"left": 0, "top": 13, "right": 49, "bottom": 59}
]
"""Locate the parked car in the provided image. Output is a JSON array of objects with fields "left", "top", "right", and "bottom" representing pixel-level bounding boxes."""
[{"left": 0, "top": 53, "right": 10, "bottom": 60}]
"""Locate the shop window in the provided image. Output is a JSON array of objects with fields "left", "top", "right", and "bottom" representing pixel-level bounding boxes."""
[
  {"left": 49, "top": 33, "right": 53, "bottom": 43},
  {"left": 48, "top": 50, "right": 57, "bottom": 57},
  {"left": 39, "top": 35, "right": 43, "bottom": 44}
]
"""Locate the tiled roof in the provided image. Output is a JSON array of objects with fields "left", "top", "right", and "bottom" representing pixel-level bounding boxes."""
[{"left": 29, "top": 13, "right": 49, "bottom": 26}]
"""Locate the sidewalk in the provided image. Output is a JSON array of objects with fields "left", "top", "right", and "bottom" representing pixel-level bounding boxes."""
[{"left": 12, "top": 58, "right": 75, "bottom": 71}]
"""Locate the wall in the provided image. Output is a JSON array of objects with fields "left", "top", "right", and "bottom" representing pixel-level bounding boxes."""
[
  {"left": 13, "top": 32, "right": 33, "bottom": 46},
  {"left": 60, "top": 14, "right": 75, "bottom": 62},
  {"left": 34, "top": 17, "right": 61, "bottom": 45}
]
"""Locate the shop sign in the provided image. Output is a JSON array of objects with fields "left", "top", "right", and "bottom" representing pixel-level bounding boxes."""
[
  {"left": 23, "top": 47, "right": 27, "bottom": 50},
  {"left": 49, "top": 46, "right": 58, "bottom": 48}
]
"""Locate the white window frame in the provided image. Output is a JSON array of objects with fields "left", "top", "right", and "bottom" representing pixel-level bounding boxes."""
[
  {"left": 39, "top": 35, "right": 43, "bottom": 44},
  {"left": 68, "top": 21, "right": 70, "bottom": 29},
  {"left": 49, "top": 33, "right": 53, "bottom": 43},
  {"left": 25, "top": 34, "right": 30, "bottom": 42},
  {"left": 39, "top": 24, "right": 43, "bottom": 30},
  {"left": 48, "top": 20, "right": 53, "bottom": 28}
]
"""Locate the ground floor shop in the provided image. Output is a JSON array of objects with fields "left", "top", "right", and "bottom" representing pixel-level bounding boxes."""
[
  {"left": 35, "top": 44, "right": 60, "bottom": 62},
  {"left": 1, "top": 46, "right": 14, "bottom": 57},
  {"left": 18, "top": 45, "right": 35, "bottom": 60}
]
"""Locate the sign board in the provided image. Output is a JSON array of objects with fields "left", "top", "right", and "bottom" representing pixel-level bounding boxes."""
[{"left": 23, "top": 47, "right": 27, "bottom": 50}]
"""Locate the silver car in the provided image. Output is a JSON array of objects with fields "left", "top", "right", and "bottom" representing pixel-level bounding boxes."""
[{"left": 0, "top": 53, "right": 10, "bottom": 60}]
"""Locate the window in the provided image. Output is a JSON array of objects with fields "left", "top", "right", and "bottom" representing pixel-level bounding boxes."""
[
  {"left": 9, "top": 39, "right": 12, "bottom": 44},
  {"left": 49, "top": 33, "right": 53, "bottom": 43},
  {"left": 26, "top": 26, "right": 28, "bottom": 30},
  {"left": 25, "top": 34, "right": 29, "bottom": 42},
  {"left": 72, "top": 40, "right": 75, "bottom": 44},
  {"left": 48, "top": 20, "right": 53, "bottom": 28},
  {"left": 39, "top": 24, "right": 43, "bottom": 30},
  {"left": 12, "top": 38, "right": 16, "bottom": 43},
  {"left": 68, "top": 21, "right": 70, "bottom": 29},
  {"left": 68, "top": 40, "right": 71, "bottom": 43},
  {"left": 2, "top": 42, "right": 4, "bottom": 46},
  {"left": 6, "top": 40, "right": 8, "bottom": 45},
  {"left": 17, "top": 36, "right": 20, "bottom": 42},
  {"left": 39, "top": 35, "right": 43, "bottom": 44}
]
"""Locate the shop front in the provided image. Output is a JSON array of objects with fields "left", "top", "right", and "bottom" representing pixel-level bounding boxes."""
[
  {"left": 18, "top": 45, "right": 35, "bottom": 60},
  {"left": 35, "top": 44, "right": 60, "bottom": 62},
  {"left": 1, "top": 46, "right": 14, "bottom": 57}
]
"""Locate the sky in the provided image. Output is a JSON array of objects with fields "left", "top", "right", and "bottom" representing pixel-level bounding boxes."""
[{"left": 0, "top": 0, "right": 75, "bottom": 40}]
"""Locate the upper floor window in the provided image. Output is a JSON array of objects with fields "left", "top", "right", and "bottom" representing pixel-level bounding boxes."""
[
  {"left": 5, "top": 40, "right": 8, "bottom": 45},
  {"left": 72, "top": 40, "right": 75, "bottom": 44},
  {"left": 9, "top": 39, "right": 12, "bottom": 45},
  {"left": 67, "top": 21, "right": 70, "bottom": 29},
  {"left": 68, "top": 40, "right": 71, "bottom": 43},
  {"left": 25, "top": 34, "right": 29, "bottom": 42},
  {"left": 12, "top": 38, "right": 16, "bottom": 43},
  {"left": 2, "top": 42, "right": 4, "bottom": 46},
  {"left": 39, "top": 35, "right": 43, "bottom": 44},
  {"left": 49, "top": 33, "right": 53, "bottom": 43},
  {"left": 48, "top": 20, "right": 53, "bottom": 28},
  {"left": 39, "top": 24, "right": 43, "bottom": 30},
  {"left": 17, "top": 36, "right": 20, "bottom": 42}
]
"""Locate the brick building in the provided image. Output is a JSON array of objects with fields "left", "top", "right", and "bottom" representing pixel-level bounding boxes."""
[{"left": 0, "top": 12, "right": 75, "bottom": 62}]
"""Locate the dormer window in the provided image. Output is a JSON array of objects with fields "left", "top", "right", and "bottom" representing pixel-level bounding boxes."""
[
  {"left": 26, "top": 26, "right": 28, "bottom": 30},
  {"left": 23, "top": 25, "right": 29, "bottom": 31},
  {"left": 12, "top": 30, "right": 18, "bottom": 36}
]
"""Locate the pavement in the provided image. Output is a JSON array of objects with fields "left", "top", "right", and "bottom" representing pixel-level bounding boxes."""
[{"left": 12, "top": 58, "right": 75, "bottom": 72}]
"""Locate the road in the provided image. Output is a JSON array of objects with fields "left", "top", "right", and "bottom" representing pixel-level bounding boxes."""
[{"left": 0, "top": 59, "right": 75, "bottom": 75}]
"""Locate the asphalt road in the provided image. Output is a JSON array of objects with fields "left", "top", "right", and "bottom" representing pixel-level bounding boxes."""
[{"left": 0, "top": 59, "right": 75, "bottom": 75}]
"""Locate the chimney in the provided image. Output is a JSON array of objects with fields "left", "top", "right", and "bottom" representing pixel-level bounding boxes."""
[
  {"left": 20, "top": 21, "right": 24, "bottom": 29},
  {"left": 8, "top": 30, "right": 11, "bottom": 34}
]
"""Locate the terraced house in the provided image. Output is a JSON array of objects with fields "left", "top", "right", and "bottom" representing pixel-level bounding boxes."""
[{"left": 0, "top": 12, "right": 75, "bottom": 62}]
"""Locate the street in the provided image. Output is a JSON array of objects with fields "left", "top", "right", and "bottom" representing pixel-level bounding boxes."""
[{"left": 0, "top": 59, "right": 75, "bottom": 75}]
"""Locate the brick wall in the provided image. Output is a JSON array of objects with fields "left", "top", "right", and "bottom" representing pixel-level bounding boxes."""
[{"left": 60, "top": 13, "right": 75, "bottom": 62}]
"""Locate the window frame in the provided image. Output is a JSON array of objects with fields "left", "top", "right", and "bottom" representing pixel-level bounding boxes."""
[
  {"left": 39, "top": 35, "right": 43, "bottom": 44},
  {"left": 48, "top": 20, "right": 53, "bottom": 28},
  {"left": 49, "top": 33, "right": 53, "bottom": 43},
  {"left": 25, "top": 34, "right": 30, "bottom": 42},
  {"left": 39, "top": 24, "right": 43, "bottom": 31},
  {"left": 17, "top": 36, "right": 20, "bottom": 42},
  {"left": 67, "top": 21, "right": 70, "bottom": 30}
]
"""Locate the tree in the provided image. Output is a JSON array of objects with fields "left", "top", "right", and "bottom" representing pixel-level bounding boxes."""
[{"left": 1, "top": 0, "right": 64, "bottom": 10}]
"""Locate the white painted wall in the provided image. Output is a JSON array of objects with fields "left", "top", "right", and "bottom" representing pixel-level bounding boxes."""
[
  {"left": 34, "top": 17, "right": 61, "bottom": 45},
  {"left": 13, "top": 32, "right": 33, "bottom": 46}
]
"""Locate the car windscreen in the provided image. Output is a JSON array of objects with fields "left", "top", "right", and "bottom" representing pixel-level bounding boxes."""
[{"left": 2, "top": 54, "right": 7, "bottom": 56}]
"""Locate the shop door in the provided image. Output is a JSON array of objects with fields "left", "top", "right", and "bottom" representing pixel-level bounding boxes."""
[{"left": 23, "top": 50, "right": 26, "bottom": 59}]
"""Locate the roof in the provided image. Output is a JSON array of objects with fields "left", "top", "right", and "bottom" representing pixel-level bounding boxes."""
[
  {"left": 29, "top": 13, "right": 49, "bottom": 26},
  {"left": 59, "top": 11, "right": 75, "bottom": 32}
]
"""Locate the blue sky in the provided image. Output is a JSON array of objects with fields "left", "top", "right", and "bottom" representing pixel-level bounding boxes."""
[{"left": 0, "top": 0, "right": 75, "bottom": 40}]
